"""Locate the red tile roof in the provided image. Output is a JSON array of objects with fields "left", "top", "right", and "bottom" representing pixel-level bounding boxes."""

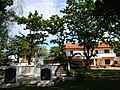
[{"left": 65, "top": 42, "right": 111, "bottom": 50}]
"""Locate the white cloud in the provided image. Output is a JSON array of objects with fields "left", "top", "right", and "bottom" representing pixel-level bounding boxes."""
[
  {"left": 11, "top": 0, "right": 66, "bottom": 50},
  {"left": 23, "top": 0, "right": 57, "bottom": 19}
]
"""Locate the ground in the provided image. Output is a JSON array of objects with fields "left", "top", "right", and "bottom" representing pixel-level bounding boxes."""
[
  {"left": 1, "top": 68, "right": 120, "bottom": 89},
  {"left": 2, "top": 79, "right": 120, "bottom": 90}
]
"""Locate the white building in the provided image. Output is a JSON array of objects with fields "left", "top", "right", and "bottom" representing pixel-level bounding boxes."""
[{"left": 65, "top": 43, "right": 117, "bottom": 68}]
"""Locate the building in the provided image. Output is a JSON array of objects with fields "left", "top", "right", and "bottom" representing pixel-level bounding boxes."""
[{"left": 65, "top": 43, "right": 117, "bottom": 68}]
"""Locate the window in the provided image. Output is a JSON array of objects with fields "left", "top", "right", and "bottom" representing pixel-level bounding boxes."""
[
  {"left": 105, "top": 59, "right": 110, "bottom": 64},
  {"left": 70, "top": 51, "right": 73, "bottom": 55},
  {"left": 95, "top": 50, "right": 98, "bottom": 54},
  {"left": 104, "top": 50, "right": 110, "bottom": 53}
]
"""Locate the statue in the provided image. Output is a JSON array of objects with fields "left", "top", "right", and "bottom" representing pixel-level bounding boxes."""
[{"left": 34, "top": 45, "right": 44, "bottom": 65}]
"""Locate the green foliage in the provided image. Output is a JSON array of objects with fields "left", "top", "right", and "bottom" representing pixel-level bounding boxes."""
[
  {"left": 0, "top": 0, "right": 15, "bottom": 61},
  {"left": 49, "top": 46, "right": 70, "bottom": 76},
  {"left": 46, "top": 15, "right": 68, "bottom": 48},
  {"left": 95, "top": 0, "right": 120, "bottom": 36},
  {"left": 61, "top": 0, "right": 106, "bottom": 68},
  {"left": 41, "top": 47, "right": 48, "bottom": 58},
  {"left": 114, "top": 40, "right": 120, "bottom": 56},
  {"left": 49, "top": 46, "right": 61, "bottom": 58},
  {"left": 5, "top": 35, "right": 30, "bottom": 62},
  {"left": 0, "top": 0, "right": 13, "bottom": 13},
  {"left": 45, "top": 14, "right": 72, "bottom": 75},
  {"left": 49, "top": 46, "right": 67, "bottom": 63},
  {"left": 15, "top": 11, "right": 48, "bottom": 64}
]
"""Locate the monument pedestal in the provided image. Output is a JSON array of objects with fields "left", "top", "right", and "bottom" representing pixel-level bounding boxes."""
[
  {"left": 37, "top": 64, "right": 54, "bottom": 87},
  {"left": 1, "top": 83, "right": 20, "bottom": 88},
  {"left": 1, "top": 66, "right": 20, "bottom": 88},
  {"left": 37, "top": 80, "right": 54, "bottom": 87}
]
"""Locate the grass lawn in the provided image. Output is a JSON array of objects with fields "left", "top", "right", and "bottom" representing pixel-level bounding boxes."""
[
  {"left": 1, "top": 69, "right": 120, "bottom": 90},
  {"left": 3, "top": 79, "right": 120, "bottom": 90}
]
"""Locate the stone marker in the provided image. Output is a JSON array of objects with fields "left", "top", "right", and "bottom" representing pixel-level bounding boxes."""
[
  {"left": 1, "top": 66, "right": 19, "bottom": 88},
  {"left": 37, "top": 64, "right": 54, "bottom": 87},
  {"left": 4, "top": 67, "right": 16, "bottom": 84},
  {"left": 41, "top": 68, "right": 51, "bottom": 80}
]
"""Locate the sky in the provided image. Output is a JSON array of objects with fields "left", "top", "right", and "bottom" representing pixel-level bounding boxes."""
[{"left": 10, "top": 0, "right": 66, "bottom": 50}]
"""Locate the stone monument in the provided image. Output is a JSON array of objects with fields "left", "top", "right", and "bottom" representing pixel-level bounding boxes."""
[
  {"left": 34, "top": 45, "right": 44, "bottom": 77},
  {"left": 1, "top": 65, "right": 19, "bottom": 88},
  {"left": 35, "top": 45, "right": 44, "bottom": 65},
  {"left": 34, "top": 46, "right": 54, "bottom": 87},
  {"left": 37, "top": 64, "right": 54, "bottom": 87}
]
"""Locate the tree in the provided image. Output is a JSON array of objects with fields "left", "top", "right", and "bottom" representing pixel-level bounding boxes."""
[
  {"left": 94, "top": 0, "right": 120, "bottom": 56},
  {"left": 49, "top": 46, "right": 61, "bottom": 58},
  {"left": 5, "top": 35, "right": 30, "bottom": 63},
  {"left": 41, "top": 47, "right": 48, "bottom": 58},
  {"left": 114, "top": 39, "right": 120, "bottom": 56},
  {"left": 0, "top": 0, "right": 15, "bottom": 61},
  {"left": 0, "top": 0, "right": 14, "bottom": 45},
  {"left": 61, "top": 0, "right": 107, "bottom": 69},
  {"left": 95, "top": 0, "right": 120, "bottom": 36},
  {"left": 15, "top": 11, "right": 48, "bottom": 64},
  {"left": 46, "top": 15, "right": 71, "bottom": 76}
]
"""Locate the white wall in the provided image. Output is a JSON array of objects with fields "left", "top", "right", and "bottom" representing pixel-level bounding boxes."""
[{"left": 66, "top": 49, "right": 116, "bottom": 57}]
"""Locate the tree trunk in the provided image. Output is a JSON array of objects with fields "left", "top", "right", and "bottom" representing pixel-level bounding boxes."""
[
  {"left": 28, "top": 52, "right": 31, "bottom": 65},
  {"left": 65, "top": 62, "right": 71, "bottom": 76},
  {"left": 17, "top": 54, "right": 19, "bottom": 63},
  {"left": 28, "top": 57, "right": 31, "bottom": 65},
  {"left": 85, "top": 57, "right": 91, "bottom": 69}
]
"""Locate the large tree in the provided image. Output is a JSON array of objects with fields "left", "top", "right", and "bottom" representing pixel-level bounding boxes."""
[
  {"left": 61, "top": 0, "right": 107, "bottom": 68},
  {"left": 15, "top": 11, "right": 48, "bottom": 65},
  {"left": 0, "top": 0, "right": 14, "bottom": 44},
  {"left": 0, "top": 0, "right": 15, "bottom": 61},
  {"left": 46, "top": 15, "right": 71, "bottom": 76},
  {"left": 94, "top": 0, "right": 120, "bottom": 55},
  {"left": 5, "top": 35, "right": 30, "bottom": 63}
]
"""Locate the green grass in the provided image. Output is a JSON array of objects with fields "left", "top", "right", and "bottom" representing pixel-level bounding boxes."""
[
  {"left": 79, "top": 69, "right": 120, "bottom": 78},
  {"left": 3, "top": 79, "right": 120, "bottom": 90},
  {"left": 2, "top": 69, "right": 120, "bottom": 90}
]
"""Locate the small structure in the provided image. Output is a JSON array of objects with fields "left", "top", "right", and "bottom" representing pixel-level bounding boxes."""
[
  {"left": 1, "top": 66, "right": 19, "bottom": 88},
  {"left": 4, "top": 66, "right": 16, "bottom": 84},
  {"left": 37, "top": 64, "right": 54, "bottom": 87}
]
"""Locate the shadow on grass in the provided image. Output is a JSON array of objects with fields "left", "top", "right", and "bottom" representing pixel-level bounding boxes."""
[
  {"left": 2, "top": 79, "right": 120, "bottom": 90},
  {"left": 2, "top": 69, "right": 120, "bottom": 90}
]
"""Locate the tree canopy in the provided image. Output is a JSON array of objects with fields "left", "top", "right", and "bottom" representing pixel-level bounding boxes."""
[
  {"left": 95, "top": 0, "right": 120, "bottom": 36},
  {"left": 13, "top": 0, "right": 120, "bottom": 69},
  {"left": 0, "top": 0, "right": 14, "bottom": 44},
  {"left": 15, "top": 11, "right": 48, "bottom": 64},
  {"left": 60, "top": 0, "right": 108, "bottom": 68},
  {"left": 0, "top": 0, "right": 15, "bottom": 61}
]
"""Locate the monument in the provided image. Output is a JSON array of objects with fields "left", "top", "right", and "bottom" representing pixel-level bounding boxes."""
[
  {"left": 1, "top": 65, "right": 19, "bottom": 88},
  {"left": 4, "top": 66, "right": 16, "bottom": 84},
  {"left": 37, "top": 64, "right": 54, "bottom": 87},
  {"left": 35, "top": 45, "right": 54, "bottom": 87},
  {"left": 35, "top": 45, "right": 44, "bottom": 65},
  {"left": 34, "top": 45, "right": 44, "bottom": 77}
]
